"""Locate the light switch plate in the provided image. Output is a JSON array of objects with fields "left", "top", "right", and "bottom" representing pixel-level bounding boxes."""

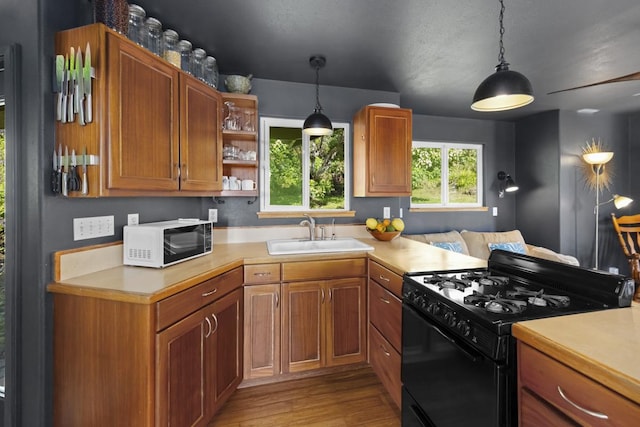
[
  {"left": 383, "top": 206, "right": 391, "bottom": 218},
  {"left": 208, "top": 208, "right": 218, "bottom": 223},
  {"left": 73, "top": 215, "right": 115, "bottom": 241},
  {"left": 492, "top": 207, "right": 498, "bottom": 216}
]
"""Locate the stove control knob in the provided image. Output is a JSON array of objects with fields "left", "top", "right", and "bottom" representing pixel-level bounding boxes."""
[
  {"left": 444, "top": 311, "right": 457, "bottom": 327},
  {"left": 426, "top": 302, "right": 440, "bottom": 315},
  {"left": 457, "top": 320, "right": 471, "bottom": 337}
]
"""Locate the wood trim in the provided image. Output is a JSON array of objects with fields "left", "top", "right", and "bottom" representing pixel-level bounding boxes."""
[
  {"left": 257, "top": 211, "right": 356, "bottom": 219},
  {"left": 409, "top": 206, "right": 489, "bottom": 213},
  {"left": 54, "top": 241, "right": 123, "bottom": 281}
]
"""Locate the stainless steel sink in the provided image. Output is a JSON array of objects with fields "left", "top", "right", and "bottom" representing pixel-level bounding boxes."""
[{"left": 266, "top": 237, "right": 374, "bottom": 255}]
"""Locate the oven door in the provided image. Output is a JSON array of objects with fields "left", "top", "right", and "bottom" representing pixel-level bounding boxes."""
[{"left": 402, "top": 304, "right": 511, "bottom": 427}]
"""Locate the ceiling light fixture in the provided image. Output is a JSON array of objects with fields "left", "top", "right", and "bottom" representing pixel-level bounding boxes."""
[
  {"left": 303, "top": 55, "right": 333, "bottom": 136},
  {"left": 471, "top": 0, "right": 534, "bottom": 112}
]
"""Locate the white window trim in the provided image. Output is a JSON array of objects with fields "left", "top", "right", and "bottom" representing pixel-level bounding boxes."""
[
  {"left": 259, "top": 117, "right": 351, "bottom": 213},
  {"left": 411, "top": 141, "right": 484, "bottom": 208}
]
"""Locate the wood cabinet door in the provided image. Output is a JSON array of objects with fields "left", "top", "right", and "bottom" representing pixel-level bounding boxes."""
[
  {"left": 106, "top": 33, "right": 181, "bottom": 191},
  {"left": 354, "top": 106, "right": 412, "bottom": 196},
  {"left": 156, "top": 309, "right": 207, "bottom": 427},
  {"left": 326, "top": 277, "right": 367, "bottom": 366},
  {"left": 180, "top": 76, "right": 223, "bottom": 191},
  {"left": 282, "top": 281, "right": 325, "bottom": 373},
  {"left": 208, "top": 288, "right": 243, "bottom": 415},
  {"left": 243, "top": 284, "right": 281, "bottom": 379}
]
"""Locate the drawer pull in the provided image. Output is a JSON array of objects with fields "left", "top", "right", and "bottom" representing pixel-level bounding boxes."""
[
  {"left": 201, "top": 288, "right": 218, "bottom": 297},
  {"left": 378, "top": 274, "right": 391, "bottom": 283},
  {"left": 380, "top": 345, "right": 391, "bottom": 357},
  {"left": 254, "top": 272, "right": 271, "bottom": 277},
  {"left": 379, "top": 296, "right": 390, "bottom": 304},
  {"left": 557, "top": 386, "right": 609, "bottom": 420}
]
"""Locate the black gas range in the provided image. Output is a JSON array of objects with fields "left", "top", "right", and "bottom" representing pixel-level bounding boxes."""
[{"left": 401, "top": 249, "right": 634, "bottom": 427}]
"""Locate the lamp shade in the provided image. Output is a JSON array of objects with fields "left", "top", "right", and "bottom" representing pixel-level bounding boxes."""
[
  {"left": 505, "top": 175, "right": 519, "bottom": 192},
  {"left": 613, "top": 194, "right": 633, "bottom": 209},
  {"left": 303, "top": 110, "right": 333, "bottom": 136},
  {"left": 582, "top": 151, "right": 614, "bottom": 165},
  {"left": 471, "top": 66, "right": 534, "bottom": 112}
]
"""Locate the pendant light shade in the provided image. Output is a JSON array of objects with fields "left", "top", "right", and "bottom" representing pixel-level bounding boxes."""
[
  {"left": 471, "top": 0, "right": 534, "bottom": 112},
  {"left": 303, "top": 55, "right": 333, "bottom": 136}
]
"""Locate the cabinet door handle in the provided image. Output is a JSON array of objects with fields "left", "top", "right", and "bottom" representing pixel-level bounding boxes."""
[
  {"left": 274, "top": 291, "right": 280, "bottom": 308},
  {"left": 211, "top": 313, "right": 219, "bottom": 335},
  {"left": 379, "top": 296, "right": 390, "bottom": 304},
  {"left": 329, "top": 289, "right": 333, "bottom": 302},
  {"left": 321, "top": 288, "right": 325, "bottom": 304},
  {"left": 181, "top": 163, "right": 188, "bottom": 181},
  {"left": 174, "top": 163, "right": 180, "bottom": 181},
  {"left": 380, "top": 345, "right": 391, "bottom": 357},
  {"left": 204, "top": 316, "right": 212, "bottom": 338},
  {"left": 557, "top": 386, "right": 609, "bottom": 419},
  {"left": 202, "top": 288, "right": 218, "bottom": 297},
  {"left": 378, "top": 274, "right": 391, "bottom": 283}
]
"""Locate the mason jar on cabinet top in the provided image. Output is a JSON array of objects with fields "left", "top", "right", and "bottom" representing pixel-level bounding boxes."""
[
  {"left": 162, "top": 29, "right": 181, "bottom": 67},
  {"left": 192, "top": 48, "right": 207, "bottom": 81},
  {"left": 144, "top": 17, "right": 163, "bottom": 56},
  {"left": 127, "top": 4, "right": 146, "bottom": 45},
  {"left": 204, "top": 56, "right": 219, "bottom": 88},
  {"left": 177, "top": 39, "right": 193, "bottom": 74}
]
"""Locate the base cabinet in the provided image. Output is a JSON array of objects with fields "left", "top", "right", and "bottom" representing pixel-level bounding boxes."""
[
  {"left": 52, "top": 267, "right": 243, "bottom": 427},
  {"left": 243, "top": 259, "right": 367, "bottom": 384},
  {"left": 517, "top": 341, "right": 640, "bottom": 426}
]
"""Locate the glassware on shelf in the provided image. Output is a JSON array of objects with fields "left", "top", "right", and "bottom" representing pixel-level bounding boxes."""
[
  {"left": 177, "top": 39, "right": 193, "bottom": 74},
  {"left": 144, "top": 17, "right": 163, "bottom": 56},
  {"left": 242, "top": 108, "right": 256, "bottom": 132},
  {"left": 204, "top": 56, "right": 219, "bottom": 88},
  {"left": 223, "top": 145, "right": 240, "bottom": 160},
  {"left": 127, "top": 4, "right": 146, "bottom": 45},
  {"left": 191, "top": 48, "right": 207, "bottom": 81},
  {"left": 162, "top": 29, "right": 181, "bottom": 67},
  {"left": 223, "top": 101, "right": 241, "bottom": 131}
]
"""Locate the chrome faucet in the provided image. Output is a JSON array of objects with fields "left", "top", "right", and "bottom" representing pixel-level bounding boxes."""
[{"left": 300, "top": 214, "right": 316, "bottom": 240}]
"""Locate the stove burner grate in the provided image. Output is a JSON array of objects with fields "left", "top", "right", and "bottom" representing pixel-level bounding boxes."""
[
  {"left": 506, "top": 286, "right": 571, "bottom": 308},
  {"left": 463, "top": 293, "right": 528, "bottom": 314}
]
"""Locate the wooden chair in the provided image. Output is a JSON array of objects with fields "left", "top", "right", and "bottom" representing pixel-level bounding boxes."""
[{"left": 611, "top": 213, "right": 640, "bottom": 301}]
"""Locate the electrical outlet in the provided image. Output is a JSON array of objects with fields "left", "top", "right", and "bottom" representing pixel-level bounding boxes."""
[
  {"left": 73, "top": 215, "right": 115, "bottom": 241},
  {"left": 383, "top": 206, "right": 391, "bottom": 218},
  {"left": 208, "top": 208, "right": 218, "bottom": 223},
  {"left": 492, "top": 207, "right": 498, "bottom": 216},
  {"left": 127, "top": 213, "right": 139, "bottom": 226}
]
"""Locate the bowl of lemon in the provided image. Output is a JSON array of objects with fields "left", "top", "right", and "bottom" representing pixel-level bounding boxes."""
[{"left": 365, "top": 217, "right": 405, "bottom": 241}]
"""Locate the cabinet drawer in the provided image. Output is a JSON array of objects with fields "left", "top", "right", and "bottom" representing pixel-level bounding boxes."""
[
  {"left": 518, "top": 342, "right": 640, "bottom": 426},
  {"left": 369, "top": 281, "right": 402, "bottom": 352},
  {"left": 156, "top": 267, "right": 243, "bottom": 331},
  {"left": 520, "top": 388, "right": 578, "bottom": 427},
  {"left": 369, "top": 323, "right": 401, "bottom": 408},
  {"left": 244, "top": 263, "right": 281, "bottom": 284},
  {"left": 282, "top": 258, "right": 366, "bottom": 281},
  {"left": 368, "top": 260, "right": 402, "bottom": 298}
]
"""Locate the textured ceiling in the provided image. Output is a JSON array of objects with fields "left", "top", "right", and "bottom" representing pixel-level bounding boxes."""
[{"left": 134, "top": 0, "right": 640, "bottom": 120}]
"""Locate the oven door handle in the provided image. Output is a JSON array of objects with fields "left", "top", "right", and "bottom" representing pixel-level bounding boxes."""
[{"left": 430, "top": 321, "right": 481, "bottom": 363}]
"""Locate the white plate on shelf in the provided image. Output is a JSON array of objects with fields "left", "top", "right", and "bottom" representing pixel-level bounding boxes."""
[{"left": 368, "top": 103, "right": 400, "bottom": 108}]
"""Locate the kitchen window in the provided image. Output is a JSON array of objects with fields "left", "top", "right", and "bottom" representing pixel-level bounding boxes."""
[
  {"left": 411, "top": 141, "right": 483, "bottom": 209},
  {"left": 259, "top": 117, "right": 351, "bottom": 215}
]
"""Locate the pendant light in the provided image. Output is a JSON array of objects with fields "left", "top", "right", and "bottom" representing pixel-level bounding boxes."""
[
  {"left": 303, "top": 55, "right": 333, "bottom": 136},
  {"left": 471, "top": 0, "right": 534, "bottom": 112}
]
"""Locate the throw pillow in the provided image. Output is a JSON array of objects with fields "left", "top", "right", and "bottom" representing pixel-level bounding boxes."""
[
  {"left": 487, "top": 241, "right": 526, "bottom": 254},
  {"left": 430, "top": 241, "right": 465, "bottom": 253}
]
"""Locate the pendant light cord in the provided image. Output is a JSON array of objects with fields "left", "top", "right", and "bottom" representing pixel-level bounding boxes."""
[
  {"left": 497, "top": 0, "right": 508, "bottom": 68},
  {"left": 314, "top": 64, "right": 323, "bottom": 112}
]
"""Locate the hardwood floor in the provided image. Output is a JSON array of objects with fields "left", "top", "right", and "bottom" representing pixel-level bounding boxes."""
[{"left": 210, "top": 366, "right": 401, "bottom": 426}]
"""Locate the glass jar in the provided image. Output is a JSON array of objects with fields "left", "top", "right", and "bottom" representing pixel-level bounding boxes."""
[
  {"left": 162, "top": 29, "right": 181, "bottom": 67},
  {"left": 191, "top": 48, "right": 207, "bottom": 81},
  {"left": 144, "top": 17, "right": 163, "bottom": 56},
  {"left": 127, "top": 4, "right": 146, "bottom": 45},
  {"left": 204, "top": 56, "right": 219, "bottom": 88},
  {"left": 94, "top": 0, "right": 129, "bottom": 34},
  {"left": 177, "top": 40, "right": 193, "bottom": 74}
]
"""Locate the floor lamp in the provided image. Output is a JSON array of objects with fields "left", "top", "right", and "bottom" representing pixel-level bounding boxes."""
[{"left": 582, "top": 151, "right": 633, "bottom": 269}]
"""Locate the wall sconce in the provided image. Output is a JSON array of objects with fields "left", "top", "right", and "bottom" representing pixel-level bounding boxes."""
[{"left": 497, "top": 171, "right": 518, "bottom": 198}]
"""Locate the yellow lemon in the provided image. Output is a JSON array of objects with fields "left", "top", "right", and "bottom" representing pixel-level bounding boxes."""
[
  {"left": 391, "top": 218, "right": 405, "bottom": 232},
  {"left": 365, "top": 218, "right": 378, "bottom": 230}
]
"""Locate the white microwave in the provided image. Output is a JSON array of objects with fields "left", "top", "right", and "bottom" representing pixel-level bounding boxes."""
[{"left": 123, "top": 219, "right": 213, "bottom": 268}]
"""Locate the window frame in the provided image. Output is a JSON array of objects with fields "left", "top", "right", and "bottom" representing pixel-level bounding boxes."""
[
  {"left": 410, "top": 140, "right": 484, "bottom": 209},
  {"left": 259, "top": 117, "right": 351, "bottom": 213}
]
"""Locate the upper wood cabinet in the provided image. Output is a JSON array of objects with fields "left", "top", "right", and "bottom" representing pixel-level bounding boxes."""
[
  {"left": 55, "top": 23, "right": 222, "bottom": 197},
  {"left": 353, "top": 105, "right": 412, "bottom": 197}
]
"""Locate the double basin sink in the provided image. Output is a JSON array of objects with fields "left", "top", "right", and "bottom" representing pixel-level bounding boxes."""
[{"left": 266, "top": 237, "right": 374, "bottom": 255}]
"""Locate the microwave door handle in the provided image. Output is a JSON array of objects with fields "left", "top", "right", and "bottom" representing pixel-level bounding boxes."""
[{"left": 429, "top": 321, "right": 481, "bottom": 363}]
